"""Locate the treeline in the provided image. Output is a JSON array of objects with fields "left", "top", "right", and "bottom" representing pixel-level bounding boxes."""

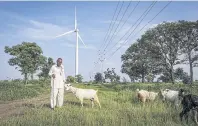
[
  {"left": 4, "top": 42, "right": 86, "bottom": 84},
  {"left": 121, "top": 20, "right": 198, "bottom": 84}
]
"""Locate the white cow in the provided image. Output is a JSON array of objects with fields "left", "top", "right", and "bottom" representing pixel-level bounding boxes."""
[
  {"left": 160, "top": 89, "right": 183, "bottom": 108},
  {"left": 64, "top": 84, "right": 101, "bottom": 108},
  {"left": 136, "top": 89, "right": 158, "bottom": 103}
]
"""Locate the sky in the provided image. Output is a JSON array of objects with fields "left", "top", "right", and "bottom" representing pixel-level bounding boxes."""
[{"left": 0, "top": 1, "right": 198, "bottom": 81}]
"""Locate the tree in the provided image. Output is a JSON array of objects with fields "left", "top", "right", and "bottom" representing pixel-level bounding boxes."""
[
  {"left": 38, "top": 57, "right": 55, "bottom": 79},
  {"left": 104, "top": 68, "right": 120, "bottom": 83},
  {"left": 121, "top": 38, "right": 162, "bottom": 83},
  {"left": 177, "top": 20, "right": 198, "bottom": 84},
  {"left": 75, "top": 74, "right": 83, "bottom": 83},
  {"left": 94, "top": 72, "right": 103, "bottom": 83},
  {"left": 144, "top": 22, "right": 182, "bottom": 84},
  {"left": 66, "top": 76, "right": 75, "bottom": 83},
  {"left": 4, "top": 42, "right": 46, "bottom": 84}
]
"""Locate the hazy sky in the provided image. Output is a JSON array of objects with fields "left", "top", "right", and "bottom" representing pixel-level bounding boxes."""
[{"left": 0, "top": 1, "right": 198, "bottom": 81}]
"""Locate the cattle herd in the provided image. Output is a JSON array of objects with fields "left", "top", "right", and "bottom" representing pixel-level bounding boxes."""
[{"left": 64, "top": 84, "right": 198, "bottom": 125}]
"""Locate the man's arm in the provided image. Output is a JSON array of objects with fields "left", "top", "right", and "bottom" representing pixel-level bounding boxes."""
[
  {"left": 61, "top": 65, "right": 66, "bottom": 82},
  {"left": 49, "top": 65, "right": 54, "bottom": 77}
]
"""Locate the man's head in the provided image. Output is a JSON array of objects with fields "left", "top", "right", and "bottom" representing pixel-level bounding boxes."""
[{"left": 57, "top": 58, "right": 62, "bottom": 67}]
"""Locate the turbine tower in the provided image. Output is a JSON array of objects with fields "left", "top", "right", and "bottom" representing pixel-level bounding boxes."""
[{"left": 54, "top": 7, "right": 86, "bottom": 76}]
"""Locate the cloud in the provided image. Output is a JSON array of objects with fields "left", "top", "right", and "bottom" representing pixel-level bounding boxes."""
[{"left": 15, "top": 20, "right": 74, "bottom": 41}]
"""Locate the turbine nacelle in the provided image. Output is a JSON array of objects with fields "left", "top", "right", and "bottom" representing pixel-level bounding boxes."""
[{"left": 75, "top": 29, "right": 79, "bottom": 32}]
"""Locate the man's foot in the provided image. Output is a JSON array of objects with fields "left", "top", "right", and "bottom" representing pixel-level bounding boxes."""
[{"left": 51, "top": 108, "right": 55, "bottom": 110}]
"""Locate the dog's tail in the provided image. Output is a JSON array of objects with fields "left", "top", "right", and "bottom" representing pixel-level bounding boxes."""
[{"left": 136, "top": 89, "right": 140, "bottom": 92}]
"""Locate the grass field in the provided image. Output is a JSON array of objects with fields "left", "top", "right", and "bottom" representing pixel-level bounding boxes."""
[{"left": 0, "top": 81, "right": 198, "bottom": 126}]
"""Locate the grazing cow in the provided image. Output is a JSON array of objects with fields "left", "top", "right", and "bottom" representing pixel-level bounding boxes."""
[
  {"left": 160, "top": 89, "right": 184, "bottom": 109},
  {"left": 180, "top": 93, "right": 198, "bottom": 124},
  {"left": 64, "top": 84, "right": 101, "bottom": 108},
  {"left": 136, "top": 89, "right": 158, "bottom": 103}
]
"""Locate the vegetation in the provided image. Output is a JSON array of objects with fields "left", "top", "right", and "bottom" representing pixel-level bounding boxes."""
[
  {"left": 38, "top": 57, "right": 55, "bottom": 79},
  {"left": 1, "top": 82, "right": 198, "bottom": 125},
  {"left": 75, "top": 74, "right": 83, "bottom": 83},
  {"left": 104, "top": 68, "right": 120, "bottom": 83},
  {"left": 0, "top": 80, "right": 49, "bottom": 101},
  {"left": 121, "top": 21, "right": 198, "bottom": 84},
  {"left": 94, "top": 72, "right": 104, "bottom": 83},
  {"left": 4, "top": 42, "right": 47, "bottom": 84},
  {"left": 67, "top": 76, "right": 76, "bottom": 83}
]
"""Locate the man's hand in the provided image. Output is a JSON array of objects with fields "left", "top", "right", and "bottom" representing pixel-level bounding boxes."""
[{"left": 52, "top": 74, "right": 55, "bottom": 78}]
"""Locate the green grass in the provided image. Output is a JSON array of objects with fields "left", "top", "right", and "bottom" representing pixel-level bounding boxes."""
[
  {"left": 0, "top": 80, "right": 49, "bottom": 101},
  {"left": 1, "top": 82, "right": 198, "bottom": 126}
]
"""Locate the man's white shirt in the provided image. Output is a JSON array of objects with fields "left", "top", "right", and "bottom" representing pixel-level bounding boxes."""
[{"left": 49, "top": 64, "right": 66, "bottom": 89}]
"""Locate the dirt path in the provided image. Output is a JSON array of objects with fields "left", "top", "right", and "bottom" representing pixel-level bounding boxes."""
[{"left": 0, "top": 93, "right": 50, "bottom": 119}]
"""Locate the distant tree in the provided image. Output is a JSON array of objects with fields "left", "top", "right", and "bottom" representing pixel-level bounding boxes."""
[
  {"left": 104, "top": 68, "right": 120, "bottom": 83},
  {"left": 177, "top": 20, "right": 198, "bottom": 84},
  {"left": 67, "top": 76, "right": 75, "bottom": 83},
  {"left": 158, "top": 72, "right": 171, "bottom": 83},
  {"left": 38, "top": 57, "right": 55, "bottom": 79},
  {"left": 94, "top": 72, "right": 103, "bottom": 83},
  {"left": 75, "top": 74, "right": 83, "bottom": 83},
  {"left": 4, "top": 42, "right": 46, "bottom": 84},
  {"left": 182, "top": 73, "right": 191, "bottom": 85},
  {"left": 122, "top": 77, "right": 128, "bottom": 84}
]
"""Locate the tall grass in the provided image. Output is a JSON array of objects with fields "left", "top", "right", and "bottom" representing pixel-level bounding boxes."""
[
  {"left": 0, "top": 80, "right": 49, "bottom": 101},
  {"left": 0, "top": 82, "right": 198, "bottom": 126}
]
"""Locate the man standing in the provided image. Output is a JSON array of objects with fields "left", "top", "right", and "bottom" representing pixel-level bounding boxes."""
[{"left": 49, "top": 58, "right": 66, "bottom": 110}]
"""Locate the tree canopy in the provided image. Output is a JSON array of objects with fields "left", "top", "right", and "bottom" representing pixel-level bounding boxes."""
[
  {"left": 5, "top": 42, "right": 46, "bottom": 84},
  {"left": 121, "top": 20, "right": 198, "bottom": 84}
]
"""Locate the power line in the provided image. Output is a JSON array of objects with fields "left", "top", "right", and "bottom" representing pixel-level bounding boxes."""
[
  {"left": 98, "top": 1, "right": 120, "bottom": 54},
  {"left": 99, "top": 1, "right": 125, "bottom": 62},
  {"left": 95, "top": 1, "right": 155, "bottom": 67},
  {"left": 103, "top": 1, "right": 140, "bottom": 54},
  {"left": 103, "top": 1, "right": 157, "bottom": 61},
  {"left": 103, "top": 1, "right": 133, "bottom": 52},
  {"left": 106, "top": 1, "right": 172, "bottom": 61},
  {"left": 94, "top": 1, "right": 140, "bottom": 67},
  {"left": 102, "top": 1, "right": 125, "bottom": 51}
]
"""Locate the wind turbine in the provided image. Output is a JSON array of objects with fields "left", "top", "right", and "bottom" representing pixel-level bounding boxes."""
[{"left": 54, "top": 7, "right": 86, "bottom": 76}]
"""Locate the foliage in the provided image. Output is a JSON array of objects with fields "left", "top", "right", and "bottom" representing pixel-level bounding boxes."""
[
  {"left": 75, "top": 74, "right": 83, "bottom": 83},
  {"left": 67, "top": 76, "right": 76, "bottom": 83},
  {"left": 122, "top": 21, "right": 198, "bottom": 84},
  {"left": 121, "top": 38, "right": 162, "bottom": 83},
  {"left": 177, "top": 20, "right": 198, "bottom": 84},
  {"left": 94, "top": 72, "right": 103, "bottom": 83},
  {"left": 4, "top": 42, "right": 46, "bottom": 84},
  {"left": 38, "top": 57, "right": 55, "bottom": 79},
  {"left": 104, "top": 68, "right": 120, "bottom": 83},
  {"left": 144, "top": 22, "right": 182, "bottom": 84}
]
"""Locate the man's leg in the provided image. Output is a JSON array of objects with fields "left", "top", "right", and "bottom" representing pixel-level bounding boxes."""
[
  {"left": 50, "top": 88, "right": 58, "bottom": 109},
  {"left": 57, "top": 88, "right": 64, "bottom": 107}
]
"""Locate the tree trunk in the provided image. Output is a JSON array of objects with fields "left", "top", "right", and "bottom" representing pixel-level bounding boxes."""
[
  {"left": 31, "top": 73, "right": 34, "bottom": 80},
  {"left": 24, "top": 73, "right": 28, "bottom": 84},
  {"left": 189, "top": 54, "right": 193, "bottom": 85},
  {"left": 170, "top": 65, "right": 175, "bottom": 84},
  {"left": 142, "top": 73, "right": 145, "bottom": 83}
]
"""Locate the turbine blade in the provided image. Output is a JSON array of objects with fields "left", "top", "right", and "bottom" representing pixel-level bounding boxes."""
[
  {"left": 54, "top": 30, "right": 75, "bottom": 38},
  {"left": 78, "top": 33, "right": 86, "bottom": 47}
]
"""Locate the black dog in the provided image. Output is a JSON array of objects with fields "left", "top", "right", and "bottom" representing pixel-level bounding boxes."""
[{"left": 180, "top": 93, "right": 198, "bottom": 124}]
